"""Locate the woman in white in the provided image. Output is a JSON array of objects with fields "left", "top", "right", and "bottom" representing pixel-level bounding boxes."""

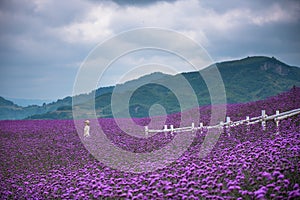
[{"left": 84, "top": 120, "right": 90, "bottom": 137}]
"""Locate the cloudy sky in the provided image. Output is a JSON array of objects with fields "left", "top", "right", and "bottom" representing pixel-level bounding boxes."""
[{"left": 0, "top": 0, "right": 299, "bottom": 100}]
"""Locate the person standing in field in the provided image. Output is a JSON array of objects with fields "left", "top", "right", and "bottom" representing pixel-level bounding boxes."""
[{"left": 84, "top": 120, "right": 90, "bottom": 137}]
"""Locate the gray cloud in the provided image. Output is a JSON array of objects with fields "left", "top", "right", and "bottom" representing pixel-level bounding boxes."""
[
  {"left": 91, "top": 0, "right": 177, "bottom": 7},
  {"left": 0, "top": 0, "right": 299, "bottom": 99}
]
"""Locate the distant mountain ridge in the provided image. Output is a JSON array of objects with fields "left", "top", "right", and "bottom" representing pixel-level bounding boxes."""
[
  {"left": 1, "top": 56, "right": 300, "bottom": 120},
  {"left": 3, "top": 97, "right": 54, "bottom": 107},
  {"left": 0, "top": 97, "right": 16, "bottom": 107}
]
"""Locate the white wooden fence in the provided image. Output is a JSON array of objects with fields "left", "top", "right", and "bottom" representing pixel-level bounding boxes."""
[{"left": 144, "top": 108, "right": 300, "bottom": 136}]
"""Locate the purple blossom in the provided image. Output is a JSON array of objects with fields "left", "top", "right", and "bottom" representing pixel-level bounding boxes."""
[
  {"left": 228, "top": 185, "right": 241, "bottom": 191},
  {"left": 0, "top": 87, "right": 300, "bottom": 199},
  {"left": 288, "top": 189, "right": 300, "bottom": 199},
  {"left": 261, "top": 171, "right": 273, "bottom": 180},
  {"left": 278, "top": 174, "right": 285, "bottom": 179}
]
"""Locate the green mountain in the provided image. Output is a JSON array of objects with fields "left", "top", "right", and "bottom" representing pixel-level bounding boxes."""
[
  {"left": 0, "top": 86, "right": 113, "bottom": 120},
  {"left": 1, "top": 56, "right": 300, "bottom": 120},
  {"left": 108, "top": 56, "right": 300, "bottom": 118},
  {"left": 0, "top": 96, "right": 72, "bottom": 120},
  {"left": 215, "top": 56, "right": 300, "bottom": 102}
]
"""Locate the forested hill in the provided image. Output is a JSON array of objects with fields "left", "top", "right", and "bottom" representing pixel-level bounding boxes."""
[{"left": 1, "top": 56, "right": 300, "bottom": 120}]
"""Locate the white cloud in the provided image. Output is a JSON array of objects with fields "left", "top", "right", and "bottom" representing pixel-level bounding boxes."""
[
  {"left": 50, "top": 0, "right": 300, "bottom": 47},
  {"left": 54, "top": 3, "right": 115, "bottom": 43},
  {"left": 51, "top": 0, "right": 212, "bottom": 45},
  {"left": 22, "top": 0, "right": 300, "bottom": 54}
]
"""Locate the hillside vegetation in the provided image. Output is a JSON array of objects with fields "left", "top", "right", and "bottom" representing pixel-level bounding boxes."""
[{"left": 1, "top": 56, "right": 300, "bottom": 120}]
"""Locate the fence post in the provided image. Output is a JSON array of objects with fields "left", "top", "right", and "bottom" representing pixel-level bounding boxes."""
[
  {"left": 145, "top": 126, "right": 148, "bottom": 137},
  {"left": 164, "top": 125, "right": 168, "bottom": 137},
  {"left": 246, "top": 116, "right": 250, "bottom": 132},
  {"left": 220, "top": 121, "right": 224, "bottom": 134},
  {"left": 164, "top": 125, "right": 168, "bottom": 130},
  {"left": 275, "top": 110, "right": 280, "bottom": 134},
  {"left": 262, "top": 110, "right": 266, "bottom": 131},
  {"left": 170, "top": 125, "right": 174, "bottom": 136},
  {"left": 200, "top": 122, "right": 203, "bottom": 134},
  {"left": 226, "top": 116, "right": 231, "bottom": 136},
  {"left": 191, "top": 123, "right": 195, "bottom": 136}
]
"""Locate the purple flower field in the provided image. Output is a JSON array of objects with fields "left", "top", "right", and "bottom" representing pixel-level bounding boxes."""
[{"left": 1, "top": 87, "right": 300, "bottom": 199}]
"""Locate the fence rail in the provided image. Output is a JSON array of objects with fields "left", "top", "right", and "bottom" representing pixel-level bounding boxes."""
[{"left": 144, "top": 108, "right": 300, "bottom": 136}]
